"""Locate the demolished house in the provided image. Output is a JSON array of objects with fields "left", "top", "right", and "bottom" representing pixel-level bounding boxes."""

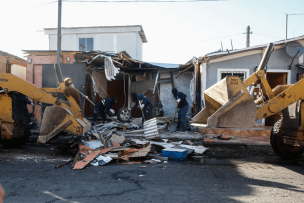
[
  {"left": 21, "top": 49, "right": 206, "bottom": 169},
  {"left": 23, "top": 50, "right": 194, "bottom": 122}
]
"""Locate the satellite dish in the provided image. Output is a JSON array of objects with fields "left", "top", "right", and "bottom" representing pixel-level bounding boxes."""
[{"left": 285, "top": 42, "right": 304, "bottom": 58}]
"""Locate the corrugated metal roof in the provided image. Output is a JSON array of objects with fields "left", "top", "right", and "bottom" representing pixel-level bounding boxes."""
[
  {"left": 0, "top": 50, "right": 26, "bottom": 62},
  {"left": 205, "top": 35, "right": 304, "bottom": 60},
  {"left": 146, "top": 62, "right": 180, "bottom": 69}
]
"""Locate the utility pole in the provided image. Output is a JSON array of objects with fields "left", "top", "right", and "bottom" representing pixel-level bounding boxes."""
[
  {"left": 55, "top": 0, "right": 64, "bottom": 83},
  {"left": 245, "top": 26, "right": 252, "bottom": 48},
  {"left": 285, "top": 13, "right": 288, "bottom": 40}
]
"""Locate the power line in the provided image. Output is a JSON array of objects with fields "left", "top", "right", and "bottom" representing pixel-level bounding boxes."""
[
  {"left": 64, "top": 0, "right": 222, "bottom": 2},
  {"left": 151, "top": 33, "right": 243, "bottom": 48},
  {"left": 288, "top": 13, "right": 304, "bottom": 16},
  {"left": 0, "top": 1, "right": 56, "bottom": 17},
  {"left": 254, "top": 33, "right": 284, "bottom": 39}
]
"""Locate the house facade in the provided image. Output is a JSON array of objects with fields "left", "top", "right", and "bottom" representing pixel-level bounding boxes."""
[
  {"left": 43, "top": 25, "right": 147, "bottom": 60},
  {"left": 199, "top": 36, "right": 304, "bottom": 126},
  {"left": 0, "top": 50, "right": 26, "bottom": 79}
]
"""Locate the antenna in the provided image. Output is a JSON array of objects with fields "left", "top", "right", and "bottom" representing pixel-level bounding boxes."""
[
  {"left": 221, "top": 41, "right": 223, "bottom": 52},
  {"left": 230, "top": 39, "right": 233, "bottom": 50}
]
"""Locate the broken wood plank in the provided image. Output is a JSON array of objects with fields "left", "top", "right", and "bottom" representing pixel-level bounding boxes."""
[
  {"left": 126, "top": 144, "right": 151, "bottom": 158},
  {"left": 108, "top": 147, "right": 131, "bottom": 152},
  {"left": 55, "top": 159, "right": 73, "bottom": 169},
  {"left": 73, "top": 151, "right": 100, "bottom": 170}
]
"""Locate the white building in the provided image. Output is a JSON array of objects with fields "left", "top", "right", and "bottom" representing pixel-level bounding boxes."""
[{"left": 43, "top": 25, "right": 147, "bottom": 60}]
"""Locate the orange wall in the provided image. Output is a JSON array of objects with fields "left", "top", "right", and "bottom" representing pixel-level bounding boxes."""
[{"left": 26, "top": 54, "right": 75, "bottom": 122}]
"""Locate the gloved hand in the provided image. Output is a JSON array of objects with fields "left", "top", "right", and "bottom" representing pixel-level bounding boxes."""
[
  {"left": 139, "top": 104, "right": 145, "bottom": 109},
  {"left": 176, "top": 98, "right": 181, "bottom": 103},
  {"left": 110, "top": 109, "right": 115, "bottom": 114},
  {"left": 30, "top": 103, "right": 34, "bottom": 106}
]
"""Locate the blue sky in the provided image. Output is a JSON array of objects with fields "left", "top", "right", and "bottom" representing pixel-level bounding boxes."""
[{"left": 0, "top": 0, "right": 303, "bottom": 63}]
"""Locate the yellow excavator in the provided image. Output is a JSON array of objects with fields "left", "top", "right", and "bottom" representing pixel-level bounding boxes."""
[
  {"left": 192, "top": 43, "right": 304, "bottom": 159},
  {"left": 0, "top": 67, "right": 91, "bottom": 147}
]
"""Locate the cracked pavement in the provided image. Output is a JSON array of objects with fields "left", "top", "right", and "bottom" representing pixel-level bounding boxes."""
[{"left": 1, "top": 144, "right": 304, "bottom": 202}]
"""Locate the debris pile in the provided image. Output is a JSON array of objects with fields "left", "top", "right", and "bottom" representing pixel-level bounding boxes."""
[{"left": 61, "top": 117, "right": 207, "bottom": 170}]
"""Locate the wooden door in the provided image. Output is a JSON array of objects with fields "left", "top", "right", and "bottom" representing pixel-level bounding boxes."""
[{"left": 107, "top": 79, "right": 128, "bottom": 112}]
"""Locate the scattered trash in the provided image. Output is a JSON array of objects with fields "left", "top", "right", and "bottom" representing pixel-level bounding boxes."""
[
  {"left": 139, "top": 175, "right": 145, "bottom": 177},
  {"left": 143, "top": 159, "right": 161, "bottom": 164},
  {"left": 83, "top": 140, "right": 104, "bottom": 149},
  {"left": 161, "top": 148, "right": 188, "bottom": 161},
  {"left": 64, "top": 115, "right": 208, "bottom": 170},
  {"left": 90, "top": 155, "right": 112, "bottom": 166}
]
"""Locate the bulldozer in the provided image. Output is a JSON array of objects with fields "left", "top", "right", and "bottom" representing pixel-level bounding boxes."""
[
  {"left": 192, "top": 43, "right": 304, "bottom": 159},
  {"left": 0, "top": 70, "right": 91, "bottom": 147}
]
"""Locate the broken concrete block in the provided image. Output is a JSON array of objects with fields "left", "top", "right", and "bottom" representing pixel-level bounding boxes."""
[{"left": 110, "top": 134, "right": 125, "bottom": 144}]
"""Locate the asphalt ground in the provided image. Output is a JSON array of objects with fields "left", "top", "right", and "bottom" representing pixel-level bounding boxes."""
[{"left": 1, "top": 144, "right": 304, "bottom": 203}]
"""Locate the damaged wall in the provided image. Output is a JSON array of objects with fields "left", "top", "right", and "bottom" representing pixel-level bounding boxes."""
[
  {"left": 127, "top": 70, "right": 193, "bottom": 119},
  {"left": 131, "top": 79, "right": 155, "bottom": 94},
  {"left": 159, "top": 72, "right": 193, "bottom": 118},
  {"left": 92, "top": 71, "right": 108, "bottom": 99}
]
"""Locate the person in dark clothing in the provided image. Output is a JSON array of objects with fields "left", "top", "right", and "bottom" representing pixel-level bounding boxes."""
[
  {"left": 92, "top": 97, "right": 117, "bottom": 125},
  {"left": 138, "top": 94, "right": 153, "bottom": 121},
  {"left": 172, "top": 88, "right": 189, "bottom": 131},
  {"left": 129, "top": 92, "right": 153, "bottom": 121},
  {"left": 130, "top": 92, "right": 140, "bottom": 111},
  {"left": 21, "top": 95, "right": 34, "bottom": 130}
]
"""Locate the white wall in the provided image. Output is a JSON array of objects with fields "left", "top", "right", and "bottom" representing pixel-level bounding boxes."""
[
  {"left": 48, "top": 31, "right": 143, "bottom": 60},
  {"left": 11, "top": 64, "right": 26, "bottom": 80}
]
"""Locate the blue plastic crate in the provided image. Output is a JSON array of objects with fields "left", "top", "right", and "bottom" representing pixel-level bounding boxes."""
[{"left": 161, "top": 148, "right": 188, "bottom": 160}]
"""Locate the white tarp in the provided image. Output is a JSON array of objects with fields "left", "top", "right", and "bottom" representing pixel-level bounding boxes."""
[{"left": 104, "top": 56, "right": 119, "bottom": 81}]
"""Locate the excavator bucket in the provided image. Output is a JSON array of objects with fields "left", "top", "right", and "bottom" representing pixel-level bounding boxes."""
[
  {"left": 38, "top": 106, "right": 91, "bottom": 143},
  {"left": 192, "top": 76, "right": 256, "bottom": 128}
]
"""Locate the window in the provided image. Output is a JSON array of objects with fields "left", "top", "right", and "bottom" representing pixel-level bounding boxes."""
[
  {"left": 79, "top": 38, "right": 93, "bottom": 51},
  {"left": 220, "top": 71, "right": 246, "bottom": 81}
]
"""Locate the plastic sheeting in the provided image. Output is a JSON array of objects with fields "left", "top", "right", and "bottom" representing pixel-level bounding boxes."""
[{"left": 104, "top": 56, "right": 119, "bottom": 81}]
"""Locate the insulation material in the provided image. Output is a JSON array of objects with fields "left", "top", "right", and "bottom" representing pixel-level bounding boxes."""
[{"left": 104, "top": 56, "right": 119, "bottom": 81}]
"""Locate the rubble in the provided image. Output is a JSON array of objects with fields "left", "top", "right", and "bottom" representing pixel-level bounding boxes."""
[{"left": 57, "top": 116, "right": 208, "bottom": 170}]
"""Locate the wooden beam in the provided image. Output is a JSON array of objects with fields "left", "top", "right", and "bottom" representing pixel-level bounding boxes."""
[{"left": 175, "top": 64, "right": 194, "bottom": 79}]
